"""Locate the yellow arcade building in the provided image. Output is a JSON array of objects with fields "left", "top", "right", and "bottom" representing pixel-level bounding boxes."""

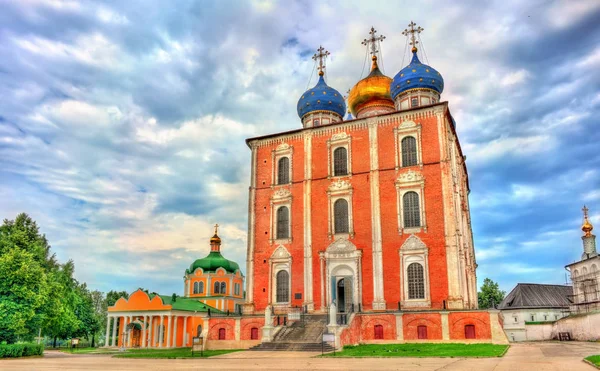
[{"left": 106, "top": 225, "right": 245, "bottom": 348}]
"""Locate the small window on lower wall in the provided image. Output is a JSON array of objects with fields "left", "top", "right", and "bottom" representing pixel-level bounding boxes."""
[
  {"left": 251, "top": 327, "right": 259, "bottom": 340},
  {"left": 465, "top": 324, "right": 476, "bottom": 339},
  {"left": 374, "top": 325, "right": 384, "bottom": 339},
  {"left": 417, "top": 325, "right": 427, "bottom": 339},
  {"left": 218, "top": 328, "right": 226, "bottom": 340}
]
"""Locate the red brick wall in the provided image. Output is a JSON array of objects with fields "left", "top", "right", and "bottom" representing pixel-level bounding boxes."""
[
  {"left": 340, "top": 314, "right": 362, "bottom": 346},
  {"left": 448, "top": 312, "right": 491, "bottom": 340},
  {"left": 240, "top": 317, "right": 265, "bottom": 340},
  {"left": 250, "top": 110, "right": 455, "bottom": 312},
  {"left": 207, "top": 318, "right": 236, "bottom": 340},
  {"left": 403, "top": 313, "right": 443, "bottom": 340},
  {"left": 359, "top": 314, "right": 397, "bottom": 340}
]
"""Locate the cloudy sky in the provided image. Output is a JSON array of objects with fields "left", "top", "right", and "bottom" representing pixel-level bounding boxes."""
[{"left": 1, "top": 0, "right": 599, "bottom": 297}]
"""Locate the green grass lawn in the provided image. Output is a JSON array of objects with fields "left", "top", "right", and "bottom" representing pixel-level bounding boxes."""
[
  {"left": 321, "top": 343, "right": 509, "bottom": 358},
  {"left": 585, "top": 355, "right": 600, "bottom": 367},
  {"left": 57, "top": 347, "right": 120, "bottom": 354},
  {"left": 112, "top": 347, "right": 241, "bottom": 359}
]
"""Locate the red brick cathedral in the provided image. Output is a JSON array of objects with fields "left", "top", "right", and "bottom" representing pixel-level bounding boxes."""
[
  {"left": 244, "top": 24, "right": 477, "bottom": 315},
  {"left": 242, "top": 24, "right": 503, "bottom": 344}
]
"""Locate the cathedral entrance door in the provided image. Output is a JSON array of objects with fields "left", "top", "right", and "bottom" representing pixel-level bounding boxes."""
[{"left": 336, "top": 277, "right": 353, "bottom": 313}]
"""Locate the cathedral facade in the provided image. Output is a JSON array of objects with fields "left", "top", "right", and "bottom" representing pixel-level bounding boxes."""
[{"left": 243, "top": 25, "right": 478, "bottom": 316}]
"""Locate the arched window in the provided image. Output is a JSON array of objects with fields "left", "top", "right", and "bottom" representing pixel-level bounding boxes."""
[
  {"left": 199, "top": 281, "right": 204, "bottom": 294},
  {"left": 276, "top": 206, "right": 290, "bottom": 239},
  {"left": 403, "top": 191, "right": 421, "bottom": 228},
  {"left": 334, "top": 199, "right": 349, "bottom": 234},
  {"left": 277, "top": 157, "right": 290, "bottom": 185},
  {"left": 251, "top": 327, "right": 259, "bottom": 340},
  {"left": 407, "top": 263, "right": 425, "bottom": 299},
  {"left": 410, "top": 97, "right": 419, "bottom": 108},
  {"left": 333, "top": 147, "right": 348, "bottom": 176},
  {"left": 374, "top": 325, "right": 384, "bottom": 339},
  {"left": 214, "top": 281, "right": 220, "bottom": 294},
  {"left": 401, "top": 136, "right": 418, "bottom": 167},
  {"left": 196, "top": 325, "right": 202, "bottom": 336},
  {"left": 276, "top": 270, "right": 290, "bottom": 303},
  {"left": 193, "top": 282, "right": 199, "bottom": 294},
  {"left": 220, "top": 282, "right": 226, "bottom": 295},
  {"left": 218, "top": 328, "right": 226, "bottom": 340}
]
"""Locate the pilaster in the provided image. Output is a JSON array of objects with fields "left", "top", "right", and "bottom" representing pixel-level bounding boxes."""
[
  {"left": 303, "top": 132, "right": 314, "bottom": 311},
  {"left": 245, "top": 144, "right": 258, "bottom": 313},
  {"left": 395, "top": 313, "right": 404, "bottom": 341},
  {"left": 440, "top": 311, "right": 450, "bottom": 340},
  {"left": 368, "top": 121, "right": 386, "bottom": 310}
]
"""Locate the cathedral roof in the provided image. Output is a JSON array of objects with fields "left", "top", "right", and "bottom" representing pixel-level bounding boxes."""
[
  {"left": 391, "top": 50, "right": 444, "bottom": 99},
  {"left": 186, "top": 251, "right": 240, "bottom": 274},
  {"left": 297, "top": 74, "right": 346, "bottom": 120},
  {"left": 498, "top": 283, "right": 572, "bottom": 310}
]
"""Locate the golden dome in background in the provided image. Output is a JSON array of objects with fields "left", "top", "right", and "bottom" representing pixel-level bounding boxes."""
[
  {"left": 347, "top": 56, "right": 395, "bottom": 117},
  {"left": 582, "top": 217, "right": 594, "bottom": 237}
]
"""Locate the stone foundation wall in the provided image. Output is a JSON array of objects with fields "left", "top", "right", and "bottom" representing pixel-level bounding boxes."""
[{"left": 338, "top": 310, "right": 507, "bottom": 347}]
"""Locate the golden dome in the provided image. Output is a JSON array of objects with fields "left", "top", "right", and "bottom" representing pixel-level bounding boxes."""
[
  {"left": 347, "top": 56, "right": 395, "bottom": 117},
  {"left": 582, "top": 217, "right": 594, "bottom": 237},
  {"left": 210, "top": 224, "right": 221, "bottom": 245}
]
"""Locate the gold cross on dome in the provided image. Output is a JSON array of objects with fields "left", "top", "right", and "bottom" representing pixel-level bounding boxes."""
[
  {"left": 583, "top": 205, "right": 589, "bottom": 219},
  {"left": 312, "top": 45, "right": 330, "bottom": 76},
  {"left": 402, "top": 21, "right": 424, "bottom": 51},
  {"left": 214, "top": 223, "right": 219, "bottom": 234},
  {"left": 362, "top": 27, "right": 386, "bottom": 56}
]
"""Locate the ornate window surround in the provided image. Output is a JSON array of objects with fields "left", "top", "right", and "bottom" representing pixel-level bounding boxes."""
[
  {"left": 272, "top": 143, "right": 293, "bottom": 186},
  {"left": 394, "top": 121, "right": 423, "bottom": 169},
  {"left": 270, "top": 188, "right": 292, "bottom": 244},
  {"left": 327, "top": 132, "right": 352, "bottom": 178},
  {"left": 395, "top": 170, "right": 427, "bottom": 234},
  {"left": 327, "top": 179, "right": 355, "bottom": 239},
  {"left": 270, "top": 245, "right": 292, "bottom": 306},
  {"left": 399, "top": 235, "right": 431, "bottom": 308}
]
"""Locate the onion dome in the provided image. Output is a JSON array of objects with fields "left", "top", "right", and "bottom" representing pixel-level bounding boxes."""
[
  {"left": 391, "top": 49, "right": 444, "bottom": 100},
  {"left": 186, "top": 252, "right": 240, "bottom": 274},
  {"left": 582, "top": 205, "right": 594, "bottom": 237},
  {"left": 347, "top": 56, "right": 395, "bottom": 118},
  {"left": 297, "top": 72, "right": 346, "bottom": 120},
  {"left": 185, "top": 224, "right": 240, "bottom": 274}
]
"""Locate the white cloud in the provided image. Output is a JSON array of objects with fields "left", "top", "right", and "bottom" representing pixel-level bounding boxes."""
[{"left": 500, "top": 69, "right": 530, "bottom": 86}]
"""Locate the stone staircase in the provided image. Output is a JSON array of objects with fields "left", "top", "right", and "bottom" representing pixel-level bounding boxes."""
[{"left": 250, "top": 314, "right": 335, "bottom": 352}]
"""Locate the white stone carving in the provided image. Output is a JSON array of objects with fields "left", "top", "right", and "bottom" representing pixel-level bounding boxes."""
[
  {"left": 271, "top": 245, "right": 291, "bottom": 259},
  {"left": 327, "top": 238, "right": 357, "bottom": 253},
  {"left": 396, "top": 170, "right": 424, "bottom": 184},
  {"left": 331, "top": 132, "right": 348, "bottom": 141},
  {"left": 399, "top": 120, "right": 417, "bottom": 129},
  {"left": 328, "top": 179, "right": 352, "bottom": 191},
  {"left": 401, "top": 234, "right": 427, "bottom": 251},
  {"left": 276, "top": 143, "right": 290, "bottom": 151},
  {"left": 272, "top": 188, "right": 291, "bottom": 199}
]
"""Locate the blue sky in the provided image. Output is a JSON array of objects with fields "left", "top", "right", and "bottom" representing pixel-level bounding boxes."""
[{"left": 1, "top": 0, "right": 599, "bottom": 296}]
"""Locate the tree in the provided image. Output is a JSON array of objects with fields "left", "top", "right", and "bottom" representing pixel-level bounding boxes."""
[
  {"left": 478, "top": 278, "right": 506, "bottom": 309},
  {"left": 106, "top": 290, "right": 129, "bottom": 307},
  {"left": 0, "top": 247, "right": 49, "bottom": 343}
]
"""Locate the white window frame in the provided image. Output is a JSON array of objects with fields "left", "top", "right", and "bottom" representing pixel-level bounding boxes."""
[
  {"left": 394, "top": 121, "right": 423, "bottom": 170},
  {"left": 327, "top": 132, "right": 352, "bottom": 178},
  {"left": 270, "top": 245, "right": 292, "bottom": 306},
  {"left": 272, "top": 143, "right": 293, "bottom": 186},
  {"left": 270, "top": 188, "right": 292, "bottom": 244},
  {"left": 399, "top": 235, "right": 431, "bottom": 308},
  {"left": 327, "top": 179, "right": 354, "bottom": 239},
  {"left": 395, "top": 170, "right": 427, "bottom": 234}
]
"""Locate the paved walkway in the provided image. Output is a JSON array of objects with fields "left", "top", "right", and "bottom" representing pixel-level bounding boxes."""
[{"left": 1, "top": 342, "right": 599, "bottom": 370}]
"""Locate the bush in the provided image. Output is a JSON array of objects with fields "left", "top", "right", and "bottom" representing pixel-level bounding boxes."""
[{"left": 0, "top": 343, "right": 44, "bottom": 358}]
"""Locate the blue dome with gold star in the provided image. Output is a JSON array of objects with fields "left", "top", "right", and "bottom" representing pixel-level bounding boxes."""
[
  {"left": 297, "top": 74, "right": 346, "bottom": 119},
  {"left": 391, "top": 51, "right": 444, "bottom": 100}
]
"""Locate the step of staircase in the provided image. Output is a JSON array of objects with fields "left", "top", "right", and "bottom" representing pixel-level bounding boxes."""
[{"left": 251, "top": 314, "right": 333, "bottom": 352}]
